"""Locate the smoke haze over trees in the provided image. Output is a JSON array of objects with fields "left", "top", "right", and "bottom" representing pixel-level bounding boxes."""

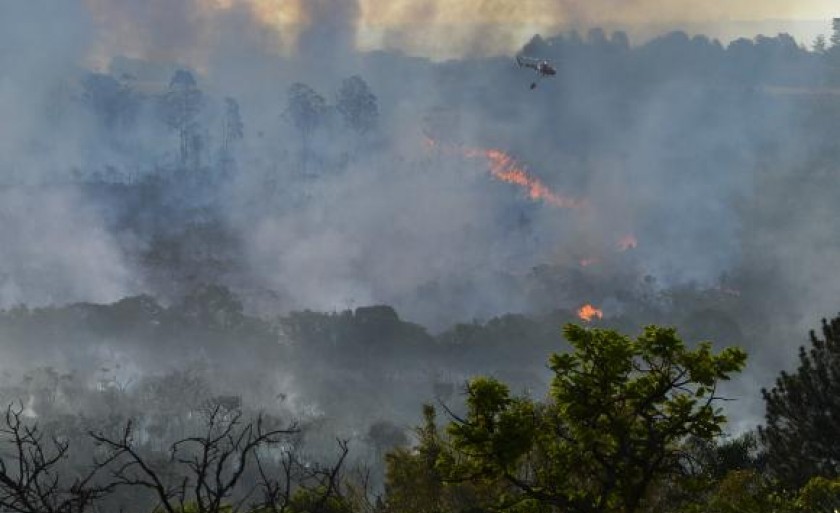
[{"left": 5, "top": 1, "right": 840, "bottom": 509}]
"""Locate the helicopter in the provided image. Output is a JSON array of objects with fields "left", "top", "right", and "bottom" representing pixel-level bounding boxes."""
[{"left": 516, "top": 55, "right": 557, "bottom": 89}]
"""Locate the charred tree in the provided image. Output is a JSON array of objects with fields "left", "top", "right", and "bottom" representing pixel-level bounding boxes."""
[
  {"left": 0, "top": 403, "right": 116, "bottom": 513},
  {"left": 91, "top": 405, "right": 297, "bottom": 513}
]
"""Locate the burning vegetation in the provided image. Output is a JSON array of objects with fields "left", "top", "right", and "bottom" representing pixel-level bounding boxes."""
[
  {"left": 577, "top": 303, "right": 604, "bottom": 322},
  {"left": 425, "top": 135, "right": 584, "bottom": 209}
]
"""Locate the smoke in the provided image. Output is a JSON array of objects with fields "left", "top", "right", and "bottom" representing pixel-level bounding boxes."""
[
  {"left": 84, "top": 0, "right": 286, "bottom": 68},
  {"left": 0, "top": 1, "right": 92, "bottom": 179},
  {"left": 239, "top": 148, "right": 551, "bottom": 324},
  {"left": 2, "top": 0, "right": 839, "bottom": 438},
  {"left": 297, "top": 0, "right": 361, "bottom": 60},
  {"left": 0, "top": 2, "right": 137, "bottom": 310},
  {"left": 70, "top": 0, "right": 834, "bottom": 64},
  {"left": 0, "top": 187, "right": 134, "bottom": 308}
]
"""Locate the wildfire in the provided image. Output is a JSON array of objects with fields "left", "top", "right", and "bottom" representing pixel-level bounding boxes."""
[
  {"left": 577, "top": 304, "right": 604, "bottom": 322},
  {"left": 480, "top": 149, "right": 584, "bottom": 209},
  {"left": 424, "top": 135, "right": 584, "bottom": 209},
  {"left": 617, "top": 234, "right": 638, "bottom": 251}
]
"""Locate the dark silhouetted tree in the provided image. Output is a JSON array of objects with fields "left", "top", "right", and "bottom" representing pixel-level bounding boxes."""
[
  {"left": 521, "top": 34, "right": 550, "bottom": 56},
  {"left": 814, "top": 34, "right": 828, "bottom": 55},
  {"left": 831, "top": 19, "right": 840, "bottom": 50},
  {"left": 336, "top": 75, "right": 379, "bottom": 137},
  {"left": 91, "top": 406, "right": 296, "bottom": 513},
  {"left": 160, "top": 69, "right": 204, "bottom": 169},
  {"left": 760, "top": 314, "right": 840, "bottom": 488},
  {"left": 221, "top": 97, "right": 244, "bottom": 156},
  {"left": 81, "top": 73, "right": 137, "bottom": 131},
  {"left": 0, "top": 403, "right": 116, "bottom": 513},
  {"left": 611, "top": 31, "right": 630, "bottom": 52},
  {"left": 285, "top": 83, "right": 326, "bottom": 174}
]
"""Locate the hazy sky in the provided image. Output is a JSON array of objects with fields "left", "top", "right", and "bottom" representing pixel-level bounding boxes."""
[
  {"left": 354, "top": 0, "right": 835, "bottom": 24},
  {"left": 78, "top": 0, "right": 838, "bottom": 62},
  {"left": 354, "top": 0, "right": 837, "bottom": 56}
]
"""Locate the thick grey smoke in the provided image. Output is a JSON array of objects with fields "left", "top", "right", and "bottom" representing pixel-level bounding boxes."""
[
  {"left": 0, "top": 0, "right": 837, "bottom": 442},
  {"left": 0, "top": 188, "right": 134, "bottom": 308},
  {"left": 0, "top": 2, "right": 136, "bottom": 309},
  {"left": 0, "top": 1, "right": 91, "bottom": 180}
]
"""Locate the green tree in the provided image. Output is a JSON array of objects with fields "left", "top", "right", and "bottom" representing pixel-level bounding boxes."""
[
  {"left": 760, "top": 314, "right": 840, "bottom": 488},
  {"left": 384, "top": 405, "right": 512, "bottom": 513},
  {"left": 665, "top": 434, "right": 786, "bottom": 513},
  {"left": 440, "top": 324, "right": 746, "bottom": 513},
  {"left": 384, "top": 405, "right": 447, "bottom": 513},
  {"left": 675, "top": 469, "right": 794, "bottom": 513}
]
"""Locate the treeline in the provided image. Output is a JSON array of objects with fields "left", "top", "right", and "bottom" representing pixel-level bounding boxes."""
[
  {"left": 0, "top": 282, "right": 748, "bottom": 415},
  {"left": 522, "top": 29, "right": 819, "bottom": 88},
  {"left": 3, "top": 307, "right": 840, "bottom": 511},
  {"left": 380, "top": 317, "right": 840, "bottom": 513},
  {"left": 72, "top": 67, "right": 378, "bottom": 181},
  {"left": 53, "top": 20, "right": 840, "bottom": 187}
]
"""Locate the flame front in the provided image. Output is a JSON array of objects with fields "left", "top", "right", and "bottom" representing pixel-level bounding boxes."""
[
  {"left": 577, "top": 304, "right": 604, "bottom": 322},
  {"left": 479, "top": 149, "right": 584, "bottom": 209},
  {"left": 426, "top": 136, "right": 584, "bottom": 209}
]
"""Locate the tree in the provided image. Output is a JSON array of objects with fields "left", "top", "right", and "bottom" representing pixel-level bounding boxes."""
[
  {"left": 175, "top": 284, "right": 245, "bottom": 330},
  {"left": 91, "top": 406, "right": 297, "bottom": 513},
  {"left": 335, "top": 76, "right": 378, "bottom": 136},
  {"left": 221, "top": 97, "right": 244, "bottom": 165},
  {"left": 814, "top": 34, "right": 828, "bottom": 55},
  {"left": 611, "top": 31, "right": 630, "bottom": 52},
  {"left": 384, "top": 405, "right": 505, "bottom": 513},
  {"left": 218, "top": 97, "right": 244, "bottom": 175},
  {"left": 0, "top": 403, "right": 116, "bottom": 513},
  {"left": 285, "top": 83, "right": 326, "bottom": 175},
  {"left": 658, "top": 434, "right": 776, "bottom": 513},
  {"left": 760, "top": 314, "right": 840, "bottom": 488},
  {"left": 160, "top": 69, "right": 204, "bottom": 169},
  {"left": 831, "top": 19, "right": 840, "bottom": 50},
  {"left": 81, "top": 73, "right": 137, "bottom": 131},
  {"left": 439, "top": 324, "right": 747, "bottom": 513},
  {"left": 253, "top": 439, "right": 354, "bottom": 513}
]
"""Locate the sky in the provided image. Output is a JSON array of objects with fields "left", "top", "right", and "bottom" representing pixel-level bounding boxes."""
[
  {"left": 351, "top": 0, "right": 836, "bottom": 56},
  {"left": 80, "top": 0, "right": 838, "bottom": 63}
]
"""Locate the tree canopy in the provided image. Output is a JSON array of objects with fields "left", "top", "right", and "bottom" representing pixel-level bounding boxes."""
[
  {"left": 761, "top": 314, "right": 840, "bottom": 488},
  {"left": 439, "top": 324, "right": 747, "bottom": 513}
]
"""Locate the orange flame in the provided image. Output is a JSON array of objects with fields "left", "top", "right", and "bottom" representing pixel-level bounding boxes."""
[
  {"left": 577, "top": 304, "right": 604, "bottom": 322},
  {"left": 466, "top": 147, "right": 584, "bottom": 209},
  {"left": 617, "top": 234, "right": 638, "bottom": 251},
  {"left": 424, "top": 135, "right": 584, "bottom": 209}
]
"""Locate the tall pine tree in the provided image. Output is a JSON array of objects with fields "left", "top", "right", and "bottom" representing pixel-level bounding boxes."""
[{"left": 761, "top": 315, "right": 840, "bottom": 488}]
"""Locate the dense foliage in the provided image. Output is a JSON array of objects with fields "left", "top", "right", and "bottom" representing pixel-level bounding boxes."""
[{"left": 762, "top": 315, "right": 840, "bottom": 488}]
